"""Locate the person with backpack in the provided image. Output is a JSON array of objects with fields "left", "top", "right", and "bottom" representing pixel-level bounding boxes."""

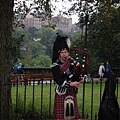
[
  {"left": 17, "top": 63, "right": 24, "bottom": 74},
  {"left": 13, "top": 63, "right": 19, "bottom": 74},
  {"left": 105, "top": 61, "right": 111, "bottom": 73}
]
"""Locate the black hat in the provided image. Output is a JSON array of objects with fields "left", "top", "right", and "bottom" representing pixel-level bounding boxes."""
[{"left": 52, "top": 33, "right": 71, "bottom": 63}]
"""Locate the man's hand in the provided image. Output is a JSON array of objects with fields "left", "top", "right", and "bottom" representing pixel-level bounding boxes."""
[{"left": 80, "top": 77, "right": 84, "bottom": 83}]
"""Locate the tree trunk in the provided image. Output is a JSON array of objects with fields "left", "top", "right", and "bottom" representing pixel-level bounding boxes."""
[{"left": 0, "top": 0, "right": 14, "bottom": 119}]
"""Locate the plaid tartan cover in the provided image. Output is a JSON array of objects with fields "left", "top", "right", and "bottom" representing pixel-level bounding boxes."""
[
  {"left": 60, "top": 60, "right": 71, "bottom": 74},
  {"left": 53, "top": 86, "right": 80, "bottom": 119}
]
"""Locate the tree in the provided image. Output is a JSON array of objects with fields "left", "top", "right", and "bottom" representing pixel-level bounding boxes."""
[
  {"left": 20, "top": 49, "right": 33, "bottom": 67},
  {"left": 36, "top": 27, "right": 56, "bottom": 57},
  {"left": 0, "top": 0, "right": 14, "bottom": 119},
  {"left": 27, "top": 41, "right": 45, "bottom": 58},
  {"left": 31, "top": 54, "right": 52, "bottom": 68},
  {"left": 68, "top": 0, "right": 120, "bottom": 68},
  {"left": 88, "top": 1, "right": 120, "bottom": 68},
  {"left": 0, "top": 0, "right": 57, "bottom": 119},
  {"left": 12, "top": 28, "right": 25, "bottom": 65},
  {"left": 28, "top": 27, "right": 38, "bottom": 40}
]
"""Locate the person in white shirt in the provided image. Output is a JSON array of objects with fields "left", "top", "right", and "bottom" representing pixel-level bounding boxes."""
[{"left": 98, "top": 63, "right": 105, "bottom": 80}]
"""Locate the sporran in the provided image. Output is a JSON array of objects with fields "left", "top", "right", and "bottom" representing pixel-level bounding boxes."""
[{"left": 64, "top": 96, "right": 75, "bottom": 120}]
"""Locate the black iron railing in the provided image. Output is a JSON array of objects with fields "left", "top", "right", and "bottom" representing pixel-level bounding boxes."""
[{"left": 11, "top": 68, "right": 120, "bottom": 120}]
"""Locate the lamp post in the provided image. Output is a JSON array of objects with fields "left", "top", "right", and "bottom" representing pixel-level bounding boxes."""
[{"left": 80, "top": 1, "right": 93, "bottom": 119}]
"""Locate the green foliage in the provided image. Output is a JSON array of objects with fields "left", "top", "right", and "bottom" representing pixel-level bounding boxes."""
[
  {"left": 31, "top": 54, "right": 52, "bottom": 68},
  {"left": 28, "top": 27, "right": 38, "bottom": 40},
  {"left": 20, "top": 50, "right": 33, "bottom": 67},
  {"left": 67, "top": 0, "right": 120, "bottom": 69},
  {"left": 27, "top": 41, "right": 45, "bottom": 58},
  {"left": 13, "top": 0, "right": 54, "bottom": 29},
  {"left": 70, "top": 30, "right": 85, "bottom": 49},
  {"left": 12, "top": 95, "right": 24, "bottom": 120},
  {"left": 12, "top": 0, "right": 120, "bottom": 69},
  {"left": 88, "top": 5, "right": 120, "bottom": 68},
  {"left": 36, "top": 27, "right": 56, "bottom": 57},
  {"left": 12, "top": 26, "right": 68, "bottom": 68},
  {"left": 12, "top": 29, "right": 25, "bottom": 65}
]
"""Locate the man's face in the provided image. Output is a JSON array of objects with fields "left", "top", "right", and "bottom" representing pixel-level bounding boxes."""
[{"left": 59, "top": 49, "right": 69, "bottom": 61}]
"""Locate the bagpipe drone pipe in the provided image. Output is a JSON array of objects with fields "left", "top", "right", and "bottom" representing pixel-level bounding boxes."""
[{"left": 70, "top": 47, "right": 90, "bottom": 78}]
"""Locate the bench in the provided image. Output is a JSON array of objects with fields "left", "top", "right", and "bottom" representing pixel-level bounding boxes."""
[{"left": 11, "top": 73, "right": 54, "bottom": 86}]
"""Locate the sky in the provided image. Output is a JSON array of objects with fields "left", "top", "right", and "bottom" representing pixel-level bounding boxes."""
[
  {"left": 17, "top": 0, "right": 79, "bottom": 24},
  {"left": 51, "top": 1, "right": 79, "bottom": 24}
]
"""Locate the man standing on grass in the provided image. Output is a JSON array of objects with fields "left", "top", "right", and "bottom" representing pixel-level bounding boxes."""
[
  {"left": 51, "top": 34, "right": 84, "bottom": 120},
  {"left": 98, "top": 62, "right": 105, "bottom": 80}
]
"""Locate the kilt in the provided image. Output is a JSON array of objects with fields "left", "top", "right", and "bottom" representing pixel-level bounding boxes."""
[{"left": 53, "top": 86, "right": 80, "bottom": 119}]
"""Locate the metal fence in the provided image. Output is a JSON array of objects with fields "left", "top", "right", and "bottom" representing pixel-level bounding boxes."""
[{"left": 11, "top": 68, "right": 120, "bottom": 120}]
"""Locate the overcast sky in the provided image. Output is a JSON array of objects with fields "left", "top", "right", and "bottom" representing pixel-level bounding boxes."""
[
  {"left": 52, "top": 0, "right": 79, "bottom": 24},
  {"left": 17, "top": 0, "right": 79, "bottom": 24}
]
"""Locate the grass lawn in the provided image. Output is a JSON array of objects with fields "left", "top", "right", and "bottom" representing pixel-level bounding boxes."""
[{"left": 11, "top": 81, "right": 120, "bottom": 119}]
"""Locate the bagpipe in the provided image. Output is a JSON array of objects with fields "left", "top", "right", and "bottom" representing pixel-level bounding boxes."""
[
  {"left": 70, "top": 47, "right": 90, "bottom": 75},
  {"left": 60, "top": 47, "right": 90, "bottom": 82},
  {"left": 62, "top": 47, "right": 90, "bottom": 119}
]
